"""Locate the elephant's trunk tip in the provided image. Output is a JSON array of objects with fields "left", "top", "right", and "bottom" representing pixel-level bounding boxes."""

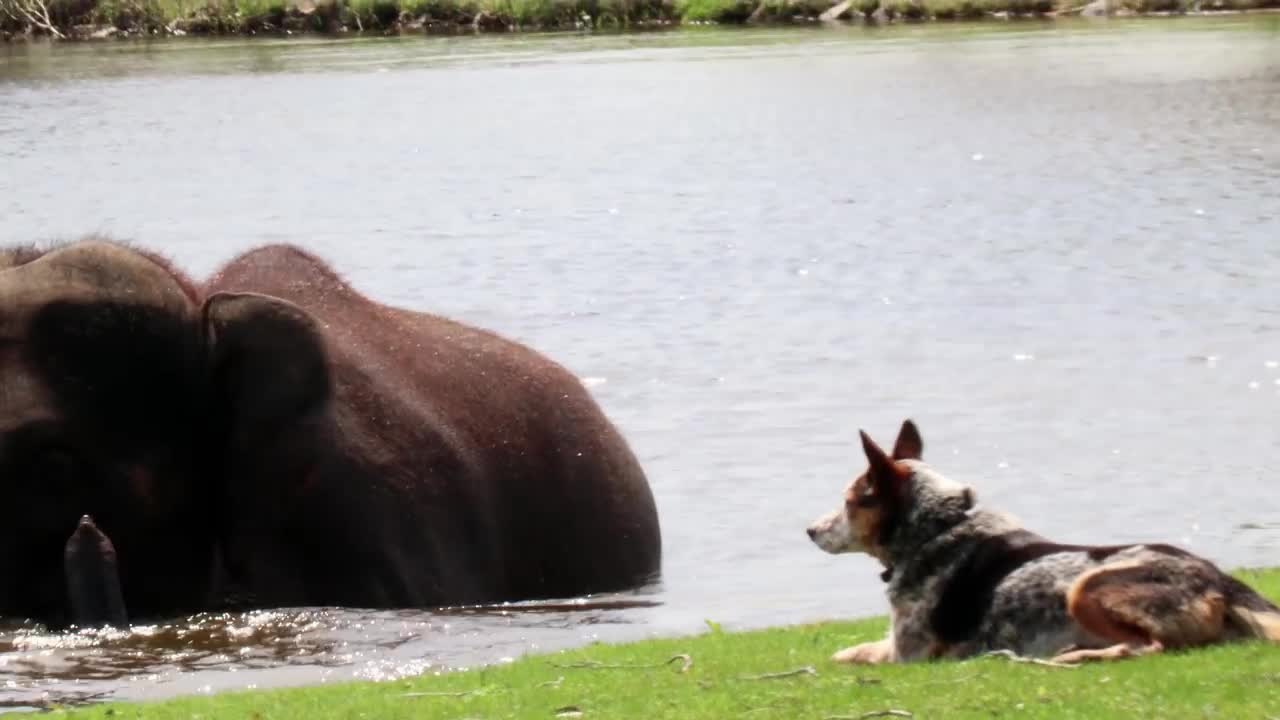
[{"left": 70, "top": 514, "right": 103, "bottom": 543}]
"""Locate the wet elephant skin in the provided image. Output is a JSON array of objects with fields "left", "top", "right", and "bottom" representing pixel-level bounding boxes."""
[
  {"left": 0, "top": 238, "right": 661, "bottom": 624},
  {"left": 63, "top": 514, "right": 128, "bottom": 628},
  {"left": 0, "top": 241, "right": 216, "bottom": 625}
]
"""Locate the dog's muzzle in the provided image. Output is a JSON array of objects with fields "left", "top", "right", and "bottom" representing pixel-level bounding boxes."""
[{"left": 807, "top": 509, "right": 859, "bottom": 554}]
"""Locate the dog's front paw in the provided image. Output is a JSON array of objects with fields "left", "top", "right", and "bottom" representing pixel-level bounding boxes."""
[{"left": 831, "top": 638, "right": 895, "bottom": 665}]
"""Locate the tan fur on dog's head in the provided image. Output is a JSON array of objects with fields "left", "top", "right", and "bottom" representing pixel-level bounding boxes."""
[
  {"left": 807, "top": 419, "right": 976, "bottom": 569},
  {"left": 806, "top": 420, "right": 922, "bottom": 565}
]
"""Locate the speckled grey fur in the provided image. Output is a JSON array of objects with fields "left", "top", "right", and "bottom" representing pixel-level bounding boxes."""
[{"left": 874, "top": 461, "right": 1276, "bottom": 660}]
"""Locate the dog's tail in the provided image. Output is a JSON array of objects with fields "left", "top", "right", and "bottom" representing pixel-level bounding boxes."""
[{"left": 1225, "top": 576, "right": 1280, "bottom": 642}]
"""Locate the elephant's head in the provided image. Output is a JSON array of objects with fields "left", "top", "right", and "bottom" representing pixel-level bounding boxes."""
[
  {"left": 0, "top": 239, "right": 337, "bottom": 624},
  {"left": 0, "top": 240, "right": 216, "bottom": 625}
]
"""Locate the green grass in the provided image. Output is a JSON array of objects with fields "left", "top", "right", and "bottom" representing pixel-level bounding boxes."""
[
  {"left": 676, "top": 0, "right": 842, "bottom": 22},
  {"left": 29, "top": 567, "right": 1280, "bottom": 719}
]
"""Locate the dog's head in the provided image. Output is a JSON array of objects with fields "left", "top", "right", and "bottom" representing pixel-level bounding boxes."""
[{"left": 806, "top": 420, "right": 975, "bottom": 566}]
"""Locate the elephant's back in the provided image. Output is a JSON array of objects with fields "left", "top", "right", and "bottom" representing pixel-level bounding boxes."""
[
  {"left": 203, "top": 244, "right": 631, "bottom": 461},
  {"left": 204, "top": 244, "right": 662, "bottom": 600},
  {"left": 394, "top": 308, "right": 662, "bottom": 596}
]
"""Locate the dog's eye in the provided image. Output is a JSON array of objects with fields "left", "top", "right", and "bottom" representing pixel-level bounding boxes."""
[{"left": 849, "top": 493, "right": 878, "bottom": 508}]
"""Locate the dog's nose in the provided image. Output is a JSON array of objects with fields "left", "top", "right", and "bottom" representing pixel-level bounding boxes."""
[{"left": 806, "top": 527, "right": 817, "bottom": 540}]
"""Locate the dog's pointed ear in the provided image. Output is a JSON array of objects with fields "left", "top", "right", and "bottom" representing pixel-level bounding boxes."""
[
  {"left": 860, "top": 429, "right": 896, "bottom": 478},
  {"left": 862, "top": 429, "right": 910, "bottom": 500},
  {"left": 892, "top": 419, "right": 923, "bottom": 461}
]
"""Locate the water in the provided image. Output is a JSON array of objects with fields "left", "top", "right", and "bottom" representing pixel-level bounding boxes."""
[{"left": 2, "top": 15, "right": 1279, "bottom": 710}]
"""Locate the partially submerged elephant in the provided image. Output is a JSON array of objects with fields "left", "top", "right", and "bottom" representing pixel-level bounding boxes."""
[{"left": 0, "top": 239, "right": 661, "bottom": 626}]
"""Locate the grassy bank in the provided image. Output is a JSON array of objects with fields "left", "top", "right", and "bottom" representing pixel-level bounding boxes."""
[
  {"left": 2, "top": 0, "right": 1278, "bottom": 41},
  {"left": 28, "top": 566, "right": 1280, "bottom": 719}
]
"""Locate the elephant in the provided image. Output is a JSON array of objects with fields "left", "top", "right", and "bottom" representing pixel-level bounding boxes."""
[{"left": 0, "top": 238, "right": 661, "bottom": 626}]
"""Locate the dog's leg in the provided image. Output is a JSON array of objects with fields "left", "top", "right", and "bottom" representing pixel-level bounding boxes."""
[
  {"left": 1053, "top": 640, "right": 1162, "bottom": 664},
  {"left": 1051, "top": 561, "right": 1227, "bottom": 664},
  {"left": 832, "top": 636, "right": 896, "bottom": 664}
]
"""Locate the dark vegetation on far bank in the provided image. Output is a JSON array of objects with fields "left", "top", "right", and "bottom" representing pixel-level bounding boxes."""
[{"left": 2, "top": 0, "right": 1277, "bottom": 42}]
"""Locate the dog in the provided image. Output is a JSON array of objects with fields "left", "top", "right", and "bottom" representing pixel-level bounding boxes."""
[{"left": 806, "top": 419, "right": 1280, "bottom": 664}]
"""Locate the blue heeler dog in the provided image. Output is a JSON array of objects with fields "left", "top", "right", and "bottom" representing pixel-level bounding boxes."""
[{"left": 807, "top": 419, "right": 1280, "bottom": 664}]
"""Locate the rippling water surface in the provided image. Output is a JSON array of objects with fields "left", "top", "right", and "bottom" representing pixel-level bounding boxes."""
[{"left": 1, "top": 16, "right": 1279, "bottom": 710}]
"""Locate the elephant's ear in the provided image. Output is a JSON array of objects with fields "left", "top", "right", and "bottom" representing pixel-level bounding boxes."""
[{"left": 201, "top": 292, "right": 331, "bottom": 435}]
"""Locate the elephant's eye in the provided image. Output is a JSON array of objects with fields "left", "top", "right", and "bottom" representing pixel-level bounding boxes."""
[
  {"left": 39, "top": 444, "right": 79, "bottom": 477},
  {"left": 9, "top": 422, "right": 82, "bottom": 484}
]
